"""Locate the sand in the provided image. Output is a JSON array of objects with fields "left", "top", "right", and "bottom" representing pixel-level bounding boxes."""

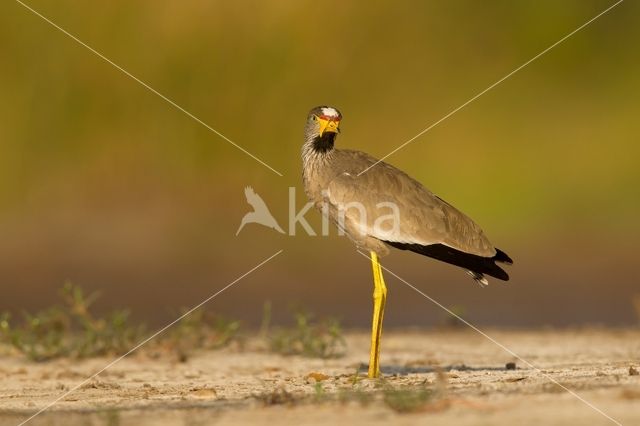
[{"left": 0, "top": 328, "right": 639, "bottom": 426}]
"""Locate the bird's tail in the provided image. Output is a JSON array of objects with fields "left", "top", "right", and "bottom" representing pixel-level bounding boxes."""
[
  {"left": 384, "top": 241, "right": 512, "bottom": 282},
  {"left": 493, "top": 248, "right": 513, "bottom": 265}
]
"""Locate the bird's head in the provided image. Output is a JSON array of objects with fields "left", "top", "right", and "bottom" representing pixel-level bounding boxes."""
[{"left": 305, "top": 106, "right": 342, "bottom": 153}]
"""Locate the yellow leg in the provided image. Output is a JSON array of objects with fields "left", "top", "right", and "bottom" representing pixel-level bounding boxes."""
[{"left": 368, "top": 251, "right": 387, "bottom": 378}]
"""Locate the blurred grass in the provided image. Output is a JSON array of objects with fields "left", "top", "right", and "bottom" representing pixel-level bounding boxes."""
[
  {"left": 1, "top": 0, "right": 638, "bottom": 233},
  {"left": 0, "top": 1, "right": 639, "bottom": 326},
  {"left": 0, "top": 284, "right": 347, "bottom": 361},
  {"left": 0, "top": 283, "right": 244, "bottom": 361},
  {"left": 263, "top": 303, "right": 347, "bottom": 358},
  {"left": 260, "top": 371, "right": 446, "bottom": 413},
  {"left": 0, "top": 282, "right": 144, "bottom": 361}
]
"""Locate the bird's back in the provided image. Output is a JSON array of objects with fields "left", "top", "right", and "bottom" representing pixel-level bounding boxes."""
[{"left": 311, "top": 149, "right": 496, "bottom": 258}]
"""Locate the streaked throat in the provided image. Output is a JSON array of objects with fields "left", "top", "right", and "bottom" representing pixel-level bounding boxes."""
[{"left": 311, "top": 132, "right": 336, "bottom": 154}]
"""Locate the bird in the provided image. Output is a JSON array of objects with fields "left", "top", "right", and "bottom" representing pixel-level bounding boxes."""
[
  {"left": 301, "top": 106, "right": 512, "bottom": 378},
  {"left": 236, "top": 186, "right": 285, "bottom": 235}
]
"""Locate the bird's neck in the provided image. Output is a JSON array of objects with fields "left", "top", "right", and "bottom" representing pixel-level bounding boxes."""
[
  {"left": 302, "top": 134, "right": 335, "bottom": 165},
  {"left": 312, "top": 133, "right": 336, "bottom": 153},
  {"left": 302, "top": 134, "right": 337, "bottom": 194}
]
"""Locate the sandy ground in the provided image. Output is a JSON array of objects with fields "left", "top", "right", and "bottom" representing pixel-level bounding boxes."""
[{"left": 0, "top": 329, "right": 639, "bottom": 426}]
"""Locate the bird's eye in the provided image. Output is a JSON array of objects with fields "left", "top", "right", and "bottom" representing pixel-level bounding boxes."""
[{"left": 312, "top": 115, "right": 318, "bottom": 121}]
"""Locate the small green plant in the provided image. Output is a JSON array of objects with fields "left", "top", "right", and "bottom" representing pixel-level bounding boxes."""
[
  {"left": 161, "top": 308, "right": 241, "bottom": 361},
  {"left": 254, "top": 379, "right": 442, "bottom": 413},
  {"left": 337, "top": 386, "right": 374, "bottom": 405},
  {"left": 351, "top": 365, "right": 364, "bottom": 386},
  {"left": 382, "top": 384, "right": 437, "bottom": 413},
  {"left": 312, "top": 381, "right": 439, "bottom": 412},
  {"left": 266, "top": 308, "right": 346, "bottom": 358},
  {"left": 0, "top": 283, "right": 246, "bottom": 362},
  {"left": 0, "top": 282, "right": 144, "bottom": 361},
  {"left": 313, "top": 382, "right": 325, "bottom": 400},
  {"left": 99, "top": 409, "right": 121, "bottom": 426}
]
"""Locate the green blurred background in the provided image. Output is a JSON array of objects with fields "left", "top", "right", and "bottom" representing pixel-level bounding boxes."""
[{"left": 1, "top": 0, "right": 638, "bottom": 327}]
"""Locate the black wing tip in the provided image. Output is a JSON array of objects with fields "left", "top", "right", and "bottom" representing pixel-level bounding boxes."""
[
  {"left": 494, "top": 248, "right": 513, "bottom": 265},
  {"left": 491, "top": 266, "right": 510, "bottom": 281},
  {"left": 385, "top": 241, "right": 512, "bottom": 282},
  {"left": 485, "top": 248, "right": 512, "bottom": 281}
]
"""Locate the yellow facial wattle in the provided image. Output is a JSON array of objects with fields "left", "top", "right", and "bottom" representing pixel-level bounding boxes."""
[{"left": 317, "top": 117, "right": 340, "bottom": 136}]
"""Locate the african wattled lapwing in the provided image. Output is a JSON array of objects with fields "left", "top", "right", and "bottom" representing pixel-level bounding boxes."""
[{"left": 301, "top": 106, "right": 512, "bottom": 378}]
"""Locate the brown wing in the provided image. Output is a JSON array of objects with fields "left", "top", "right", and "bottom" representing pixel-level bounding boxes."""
[{"left": 325, "top": 150, "right": 496, "bottom": 257}]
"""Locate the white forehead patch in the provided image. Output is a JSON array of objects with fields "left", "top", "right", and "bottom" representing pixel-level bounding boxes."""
[{"left": 321, "top": 107, "right": 339, "bottom": 117}]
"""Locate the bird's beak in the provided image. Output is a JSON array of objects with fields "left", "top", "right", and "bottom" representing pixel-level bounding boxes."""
[{"left": 318, "top": 118, "right": 340, "bottom": 136}]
